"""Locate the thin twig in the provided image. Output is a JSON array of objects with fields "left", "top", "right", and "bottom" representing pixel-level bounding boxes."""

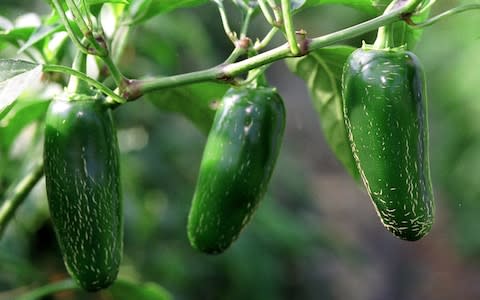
[
  {"left": 281, "top": 0, "right": 300, "bottom": 55},
  {"left": 51, "top": 0, "right": 91, "bottom": 54},
  {"left": 0, "top": 161, "right": 44, "bottom": 237},
  {"left": 406, "top": 3, "right": 480, "bottom": 28}
]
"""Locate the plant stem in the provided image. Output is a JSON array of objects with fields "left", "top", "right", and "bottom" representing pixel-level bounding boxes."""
[
  {"left": 17, "top": 279, "right": 78, "bottom": 300},
  {"left": 0, "top": 162, "right": 44, "bottom": 237},
  {"left": 81, "top": 0, "right": 94, "bottom": 29},
  {"left": 267, "top": 0, "right": 282, "bottom": 23},
  {"left": 281, "top": 0, "right": 300, "bottom": 55},
  {"left": 216, "top": 0, "right": 236, "bottom": 43},
  {"left": 138, "top": 67, "right": 220, "bottom": 94},
  {"left": 135, "top": 0, "right": 419, "bottom": 99},
  {"left": 373, "top": 0, "right": 405, "bottom": 49},
  {"left": 407, "top": 3, "right": 480, "bottom": 28},
  {"left": 51, "top": 0, "right": 91, "bottom": 54},
  {"left": 67, "top": 49, "right": 90, "bottom": 94},
  {"left": 223, "top": 46, "right": 246, "bottom": 64},
  {"left": 43, "top": 64, "right": 125, "bottom": 104},
  {"left": 232, "top": 0, "right": 250, "bottom": 10},
  {"left": 258, "top": 0, "right": 275, "bottom": 25},
  {"left": 373, "top": 23, "right": 394, "bottom": 49},
  {"left": 65, "top": 0, "right": 90, "bottom": 37},
  {"left": 101, "top": 55, "right": 126, "bottom": 88},
  {"left": 240, "top": 7, "right": 255, "bottom": 39},
  {"left": 65, "top": 0, "right": 108, "bottom": 57},
  {"left": 254, "top": 27, "right": 280, "bottom": 51},
  {"left": 417, "top": 0, "right": 437, "bottom": 15}
]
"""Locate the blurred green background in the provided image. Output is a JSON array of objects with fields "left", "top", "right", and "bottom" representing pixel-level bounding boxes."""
[{"left": 1, "top": 0, "right": 480, "bottom": 299}]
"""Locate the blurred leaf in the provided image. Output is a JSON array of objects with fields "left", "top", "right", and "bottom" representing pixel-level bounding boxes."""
[
  {"left": 301, "top": 0, "right": 390, "bottom": 14},
  {"left": 0, "top": 60, "right": 42, "bottom": 119},
  {"left": 0, "top": 16, "right": 13, "bottom": 30},
  {"left": 300, "top": 0, "right": 428, "bottom": 47},
  {"left": 0, "top": 60, "right": 39, "bottom": 81},
  {"left": 0, "top": 251, "right": 39, "bottom": 284},
  {"left": 43, "top": 32, "right": 69, "bottom": 64},
  {"left": 133, "top": 12, "right": 216, "bottom": 73},
  {"left": 107, "top": 279, "right": 173, "bottom": 300},
  {"left": 0, "top": 17, "right": 35, "bottom": 50},
  {"left": 88, "top": 0, "right": 130, "bottom": 4},
  {"left": 128, "top": 0, "right": 209, "bottom": 24},
  {"left": 17, "top": 279, "right": 78, "bottom": 300},
  {"left": 88, "top": 0, "right": 131, "bottom": 15},
  {"left": 0, "top": 99, "right": 51, "bottom": 150},
  {"left": 148, "top": 82, "right": 228, "bottom": 134},
  {"left": 46, "top": 0, "right": 130, "bottom": 16},
  {"left": 422, "top": 33, "right": 480, "bottom": 256},
  {"left": 18, "top": 24, "right": 62, "bottom": 53},
  {"left": 292, "top": 0, "right": 308, "bottom": 10},
  {"left": 0, "top": 27, "right": 36, "bottom": 49},
  {"left": 233, "top": 0, "right": 306, "bottom": 11},
  {"left": 286, "top": 46, "right": 360, "bottom": 180},
  {"left": 254, "top": 199, "right": 330, "bottom": 255}
]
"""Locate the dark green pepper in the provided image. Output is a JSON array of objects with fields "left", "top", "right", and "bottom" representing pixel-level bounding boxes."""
[
  {"left": 342, "top": 47, "right": 434, "bottom": 241},
  {"left": 44, "top": 95, "right": 122, "bottom": 291},
  {"left": 188, "top": 86, "right": 285, "bottom": 254}
]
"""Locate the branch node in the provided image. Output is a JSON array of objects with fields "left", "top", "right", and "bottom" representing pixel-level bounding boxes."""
[
  {"left": 235, "top": 37, "right": 251, "bottom": 50},
  {"left": 296, "top": 29, "right": 310, "bottom": 56},
  {"left": 217, "top": 72, "right": 235, "bottom": 84},
  {"left": 122, "top": 79, "right": 143, "bottom": 101},
  {"left": 401, "top": 12, "right": 416, "bottom": 26}
]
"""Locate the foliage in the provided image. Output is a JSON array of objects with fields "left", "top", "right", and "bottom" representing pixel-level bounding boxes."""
[
  {"left": 286, "top": 46, "right": 359, "bottom": 180},
  {"left": 1, "top": 0, "right": 480, "bottom": 299}
]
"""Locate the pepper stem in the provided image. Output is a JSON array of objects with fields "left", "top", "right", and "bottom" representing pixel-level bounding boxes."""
[
  {"left": 372, "top": 0, "right": 409, "bottom": 49},
  {"left": 67, "top": 50, "right": 92, "bottom": 96},
  {"left": 373, "top": 24, "right": 395, "bottom": 49}
]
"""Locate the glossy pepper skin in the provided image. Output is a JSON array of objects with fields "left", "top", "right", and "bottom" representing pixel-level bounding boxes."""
[
  {"left": 342, "top": 48, "right": 434, "bottom": 241},
  {"left": 188, "top": 87, "right": 286, "bottom": 254},
  {"left": 44, "top": 96, "right": 122, "bottom": 291}
]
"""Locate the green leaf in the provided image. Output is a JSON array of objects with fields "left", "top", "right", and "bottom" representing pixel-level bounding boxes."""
[
  {"left": 148, "top": 82, "right": 228, "bottom": 135},
  {"left": 0, "top": 27, "right": 36, "bottom": 50},
  {"left": 128, "top": 0, "right": 209, "bottom": 24},
  {"left": 286, "top": 46, "right": 360, "bottom": 180},
  {"left": 107, "top": 280, "right": 173, "bottom": 300},
  {"left": 0, "top": 60, "right": 43, "bottom": 119},
  {"left": 0, "top": 99, "right": 51, "bottom": 150},
  {"left": 0, "top": 60, "right": 39, "bottom": 81},
  {"left": 18, "top": 24, "right": 62, "bottom": 53}
]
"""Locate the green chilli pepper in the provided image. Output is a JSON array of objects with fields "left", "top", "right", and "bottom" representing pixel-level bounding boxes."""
[
  {"left": 342, "top": 47, "right": 434, "bottom": 241},
  {"left": 188, "top": 86, "right": 285, "bottom": 254},
  {"left": 44, "top": 95, "right": 122, "bottom": 291}
]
